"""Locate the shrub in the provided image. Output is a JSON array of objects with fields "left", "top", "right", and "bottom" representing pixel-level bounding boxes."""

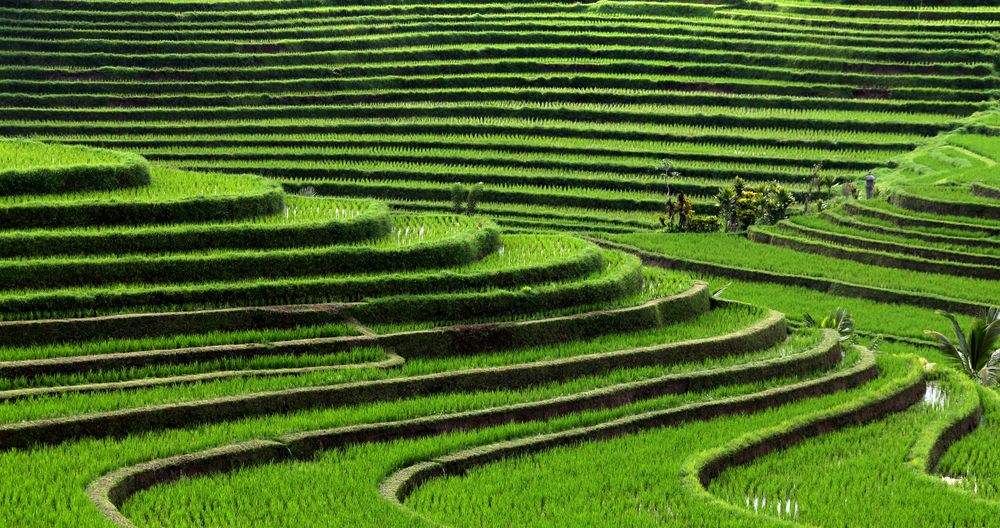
[
  {"left": 466, "top": 182, "right": 484, "bottom": 215},
  {"left": 687, "top": 215, "right": 721, "bottom": 233},
  {"left": 667, "top": 215, "right": 719, "bottom": 233},
  {"left": 716, "top": 178, "right": 793, "bottom": 231},
  {"left": 450, "top": 183, "right": 465, "bottom": 214}
]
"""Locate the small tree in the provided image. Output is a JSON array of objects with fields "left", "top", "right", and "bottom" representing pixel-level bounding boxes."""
[
  {"left": 451, "top": 183, "right": 466, "bottom": 214},
  {"left": 925, "top": 308, "right": 1000, "bottom": 385},
  {"left": 658, "top": 159, "right": 678, "bottom": 199},
  {"left": 658, "top": 159, "right": 681, "bottom": 227},
  {"left": 715, "top": 186, "right": 736, "bottom": 230},
  {"left": 676, "top": 192, "right": 691, "bottom": 227},
  {"left": 803, "top": 163, "right": 823, "bottom": 214},
  {"left": 716, "top": 177, "right": 790, "bottom": 231},
  {"left": 466, "top": 182, "right": 484, "bottom": 215},
  {"left": 733, "top": 190, "right": 761, "bottom": 230},
  {"left": 841, "top": 181, "right": 856, "bottom": 200},
  {"left": 819, "top": 173, "right": 836, "bottom": 195},
  {"left": 717, "top": 177, "right": 746, "bottom": 230},
  {"left": 759, "top": 181, "right": 794, "bottom": 224}
]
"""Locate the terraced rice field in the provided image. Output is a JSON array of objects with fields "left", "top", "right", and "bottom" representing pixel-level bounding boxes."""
[{"left": 0, "top": 0, "right": 999, "bottom": 527}]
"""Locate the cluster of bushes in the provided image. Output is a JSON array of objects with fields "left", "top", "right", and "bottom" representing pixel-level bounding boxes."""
[
  {"left": 659, "top": 194, "right": 720, "bottom": 233},
  {"left": 654, "top": 157, "right": 794, "bottom": 234},
  {"left": 717, "top": 177, "right": 795, "bottom": 232},
  {"left": 659, "top": 176, "right": 793, "bottom": 234}
]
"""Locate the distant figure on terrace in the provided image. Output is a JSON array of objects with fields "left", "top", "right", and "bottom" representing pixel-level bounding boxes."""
[
  {"left": 676, "top": 192, "right": 688, "bottom": 227},
  {"left": 865, "top": 171, "right": 876, "bottom": 200}
]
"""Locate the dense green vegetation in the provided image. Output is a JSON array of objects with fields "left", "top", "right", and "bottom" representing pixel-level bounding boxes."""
[{"left": 0, "top": 0, "right": 998, "bottom": 527}]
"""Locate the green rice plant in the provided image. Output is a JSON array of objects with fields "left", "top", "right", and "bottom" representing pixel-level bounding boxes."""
[
  {"left": 0, "top": 328, "right": 839, "bottom": 527},
  {"left": 695, "top": 273, "right": 973, "bottom": 342},
  {"left": 0, "top": 323, "right": 359, "bottom": 362},
  {"left": 0, "top": 165, "right": 284, "bottom": 229},
  {"left": 0, "top": 303, "right": 764, "bottom": 425},
  {"left": 0, "top": 347, "right": 389, "bottom": 393},
  {"left": 790, "top": 213, "right": 1000, "bottom": 258},
  {"left": 0, "top": 196, "right": 392, "bottom": 258},
  {"left": 608, "top": 232, "right": 1000, "bottom": 306},
  {"left": 708, "top": 360, "right": 991, "bottom": 526},
  {"left": 0, "top": 233, "right": 595, "bottom": 318},
  {"left": 388, "top": 353, "right": 911, "bottom": 528},
  {"left": 0, "top": 3, "right": 992, "bottom": 526},
  {"left": 854, "top": 196, "right": 1000, "bottom": 231},
  {"left": 937, "top": 384, "right": 1000, "bottom": 499},
  {"left": 115, "top": 332, "right": 851, "bottom": 525},
  {"left": 67, "top": 132, "right": 907, "bottom": 167},
  {"left": 0, "top": 116, "right": 927, "bottom": 147},
  {"left": 0, "top": 138, "right": 150, "bottom": 196},
  {"left": 839, "top": 202, "right": 999, "bottom": 240},
  {"left": 0, "top": 213, "right": 498, "bottom": 291}
]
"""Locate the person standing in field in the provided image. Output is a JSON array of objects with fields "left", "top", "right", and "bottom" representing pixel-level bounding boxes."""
[{"left": 864, "top": 171, "right": 876, "bottom": 200}]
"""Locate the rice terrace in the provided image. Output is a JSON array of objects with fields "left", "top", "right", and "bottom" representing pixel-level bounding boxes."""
[{"left": 1, "top": 0, "right": 1000, "bottom": 526}]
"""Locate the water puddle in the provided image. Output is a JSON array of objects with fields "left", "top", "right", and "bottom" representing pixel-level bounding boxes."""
[
  {"left": 941, "top": 475, "right": 964, "bottom": 486},
  {"left": 744, "top": 488, "right": 799, "bottom": 520},
  {"left": 391, "top": 224, "right": 430, "bottom": 244},
  {"left": 942, "top": 474, "right": 981, "bottom": 494},
  {"left": 942, "top": 467, "right": 981, "bottom": 495},
  {"left": 923, "top": 382, "right": 950, "bottom": 411}
]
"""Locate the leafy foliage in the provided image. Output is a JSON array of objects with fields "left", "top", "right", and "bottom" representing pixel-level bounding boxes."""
[
  {"left": 717, "top": 177, "right": 794, "bottom": 231},
  {"left": 925, "top": 307, "right": 1000, "bottom": 385},
  {"left": 803, "top": 307, "right": 856, "bottom": 343}
]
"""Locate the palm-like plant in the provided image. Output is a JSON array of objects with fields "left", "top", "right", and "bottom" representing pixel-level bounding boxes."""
[
  {"left": 925, "top": 308, "right": 1000, "bottom": 385},
  {"left": 819, "top": 173, "right": 837, "bottom": 195},
  {"left": 804, "top": 308, "right": 855, "bottom": 343}
]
